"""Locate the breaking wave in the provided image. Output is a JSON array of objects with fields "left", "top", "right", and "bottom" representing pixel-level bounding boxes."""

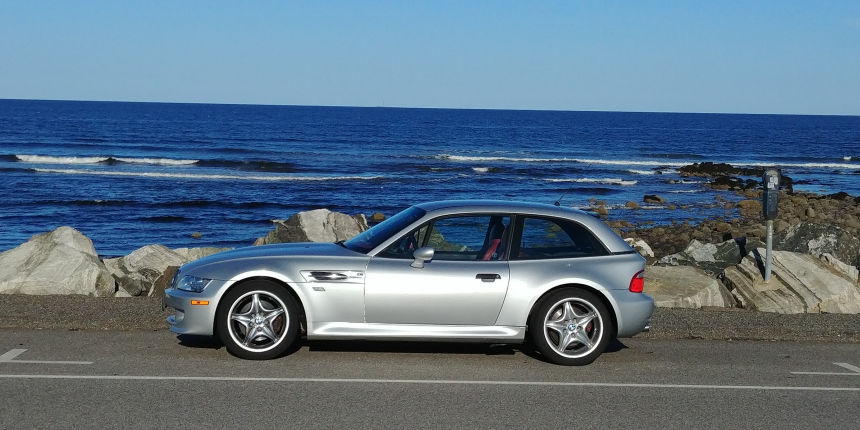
[
  {"left": 436, "top": 154, "right": 860, "bottom": 170},
  {"left": 13, "top": 154, "right": 301, "bottom": 172},
  {"left": 33, "top": 168, "right": 384, "bottom": 182},
  {"left": 15, "top": 154, "right": 197, "bottom": 165},
  {"left": 627, "top": 169, "right": 657, "bottom": 175},
  {"left": 436, "top": 154, "right": 690, "bottom": 167},
  {"left": 545, "top": 177, "right": 638, "bottom": 186}
]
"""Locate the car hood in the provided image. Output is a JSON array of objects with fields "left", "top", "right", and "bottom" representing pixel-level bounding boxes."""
[{"left": 181, "top": 242, "right": 362, "bottom": 274}]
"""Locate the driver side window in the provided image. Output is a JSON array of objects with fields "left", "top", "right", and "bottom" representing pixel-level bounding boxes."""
[
  {"left": 377, "top": 224, "right": 429, "bottom": 259},
  {"left": 379, "top": 214, "right": 511, "bottom": 261}
]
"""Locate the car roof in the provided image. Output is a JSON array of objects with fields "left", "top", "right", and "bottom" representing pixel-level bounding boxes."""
[
  {"left": 414, "top": 199, "right": 587, "bottom": 217},
  {"left": 410, "top": 199, "right": 632, "bottom": 254}
]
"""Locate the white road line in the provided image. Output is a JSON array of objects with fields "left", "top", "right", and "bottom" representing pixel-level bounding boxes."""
[
  {"left": 0, "top": 349, "right": 93, "bottom": 365},
  {"left": 0, "top": 349, "right": 26, "bottom": 362},
  {"left": 834, "top": 362, "right": 860, "bottom": 373},
  {"left": 0, "top": 374, "right": 857, "bottom": 392},
  {"left": 791, "top": 362, "right": 860, "bottom": 376}
]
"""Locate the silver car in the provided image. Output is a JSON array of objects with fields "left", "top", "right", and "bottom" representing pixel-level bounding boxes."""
[{"left": 164, "top": 200, "right": 653, "bottom": 365}]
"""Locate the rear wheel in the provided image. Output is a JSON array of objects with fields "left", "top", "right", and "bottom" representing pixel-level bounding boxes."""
[
  {"left": 529, "top": 288, "right": 612, "bottom": 366},
  {"left": 216, "top": 280, "right": 298, "bottom": 360}
]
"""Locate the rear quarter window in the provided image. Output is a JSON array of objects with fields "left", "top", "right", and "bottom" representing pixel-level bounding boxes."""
[{"left": 514, "top": 216, "right": 608, "bottom": 260}]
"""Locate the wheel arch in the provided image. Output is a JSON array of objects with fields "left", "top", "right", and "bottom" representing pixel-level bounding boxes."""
[
  {"left": 527, "top": 283, "right": 619, "bottom": 338},
  {"left": 213, "top": 275, "right": 308, "bottom": 337}
]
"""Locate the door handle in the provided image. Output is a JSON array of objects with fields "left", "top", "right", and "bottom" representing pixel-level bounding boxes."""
[{"left": 476, "top": 273, "right": 501, "bottom": 282}]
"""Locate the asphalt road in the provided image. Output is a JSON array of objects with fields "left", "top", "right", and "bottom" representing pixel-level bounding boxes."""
[{"left": 1, "top": 329, "right": 858, "bottom": 429}]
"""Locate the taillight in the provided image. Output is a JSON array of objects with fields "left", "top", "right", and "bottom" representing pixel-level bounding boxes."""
[{"left": 629, "top": 270, "right": 644, "bottom": 293}]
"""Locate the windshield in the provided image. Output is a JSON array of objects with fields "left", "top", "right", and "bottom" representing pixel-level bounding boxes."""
[{"left": 343, "top": 206, "right": 427, "bottom": 254}]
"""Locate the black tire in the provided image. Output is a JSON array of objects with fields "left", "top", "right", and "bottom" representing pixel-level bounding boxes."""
[
  {"left": 529, "top": 288, "right": 613, "bottom": 366},
  {"left": 215, "top": 279, "right": 299, "bottom": 360}
]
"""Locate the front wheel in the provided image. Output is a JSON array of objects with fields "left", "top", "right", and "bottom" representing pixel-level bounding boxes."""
[
  {"left": 529, "top": 288, "right": 613, "bottom": 366},
  {"left": 216, "top": 280, "right": 299, "bottom": 360}
]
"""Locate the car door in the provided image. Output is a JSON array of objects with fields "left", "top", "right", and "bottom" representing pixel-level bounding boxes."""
[{"left": 364, "top": 214, "right": 511, "bottom": 325}]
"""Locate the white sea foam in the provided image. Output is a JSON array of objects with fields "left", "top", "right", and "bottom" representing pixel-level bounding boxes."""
[
  {"left": 17, "top": 154, "right": 108, "bottom": 164},
  {"left": 436, "top": 154, "right": 689, "bottom": 167},
  {"left": 736, "top": 161, "right": 860, "bottom": 169},
  {"left": 545, "top": 178, "right": 638, "bottom": 186},
  {"left": 113, "top": 157, "right": 198, "bottom": 165},
  {"left": 572, "top": 158, "right": 688, "bottom": 167},
  {"left": 436, "top": 154, "right": 860, "bottom": 170},
  {"left": 472, "top": 167, "right": 490, "bottom": 173},
  {"left": 627, "top": 169, "right": 656, "bottom": 175},
  {"left": 17, "top": 154, "right": 199, "bottom": 166},
  {"left": 34, "top": 168, "right": 383, "bottom": 182},
  {"left": 668, "top": 190, "right": 699, "bottom": 193},
  {"left": 843, "top": 156, "right": 852, "bottom": 161},
  {"left": 438, "top": 154, "right": 560, "bottom": 163}
]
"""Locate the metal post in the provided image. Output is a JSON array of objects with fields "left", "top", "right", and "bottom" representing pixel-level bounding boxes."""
[{"left": 764, "top": 219, "right": 773, "bottom": 282}]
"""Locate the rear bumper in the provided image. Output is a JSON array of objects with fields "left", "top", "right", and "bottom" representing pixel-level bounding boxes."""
[{"left": 613, "top": 291, "right": 655, "bottom": 337}]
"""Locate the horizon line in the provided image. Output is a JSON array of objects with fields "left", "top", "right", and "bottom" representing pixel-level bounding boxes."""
[{"left": 2, "top": 97, "right": 859, "bottom": 118}]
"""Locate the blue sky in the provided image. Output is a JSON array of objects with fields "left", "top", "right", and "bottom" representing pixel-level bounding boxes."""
[{"left": 1, "top": 1, "right": 858, "bottom": 114}]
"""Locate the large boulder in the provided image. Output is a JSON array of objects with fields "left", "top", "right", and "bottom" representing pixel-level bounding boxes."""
[
  {"left": 105, "top": 246, "right": 231, "bottom": 297},
  {"left": 172, "top": 247, "right": 231, "bottom": 262},
  {"left": 816, "top": 253, "right": 859, "bottom": 283},
  {"left": 644, "top": 265, "right": 736, "bottom": 309},
  {"left": 259, "top": 209, "right": 369, "bottom": 245},
  {"left": 0, "top": 227, "right": 114, "bottom": 296},
  {"left": 624, "top": 238, "right": 654, "bottom": 258},
  {"left": 776, "top": 222, "right": 859, "bottom": 267},
  {"left": 678, "top": 162, "right": 763, "bottom": 177},
  {"left": 723, "top": 249, "right": 860, "bottom": 314},
  {"left": 657, "top": 238, "right": 764, "bottom": 277},
  {"left": 104, "top": 245, "right": 186, "bottom": 297}
]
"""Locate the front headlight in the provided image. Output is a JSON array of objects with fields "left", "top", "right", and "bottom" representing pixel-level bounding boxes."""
[{"left": 176, "top": 275, "right": 212, "bottom": 293}]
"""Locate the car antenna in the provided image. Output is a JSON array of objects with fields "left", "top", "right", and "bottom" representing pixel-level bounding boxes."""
[{"left": 554, "top": 193, "right": 566, "bottom": 207}]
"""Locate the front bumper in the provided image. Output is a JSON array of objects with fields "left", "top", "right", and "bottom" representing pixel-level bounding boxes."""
[{"left": 163, "top": 281, "right": 227, "bottom": 336}]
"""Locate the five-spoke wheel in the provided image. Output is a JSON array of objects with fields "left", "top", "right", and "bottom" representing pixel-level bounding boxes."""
[
  {"left": 530, "top": 288, "right": 612, "bottom": 365},
  {"left": 216, "top": 280, "right": 299, "bottom": 360}
]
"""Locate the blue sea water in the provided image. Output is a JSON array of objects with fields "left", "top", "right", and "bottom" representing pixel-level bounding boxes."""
[{"left": 1, "top": 99, "right": 858, "bottom": 256}]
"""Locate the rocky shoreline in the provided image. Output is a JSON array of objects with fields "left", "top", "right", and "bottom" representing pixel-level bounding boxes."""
[{"left": 0, "top": 162, "right": 858, "bottom": 334}]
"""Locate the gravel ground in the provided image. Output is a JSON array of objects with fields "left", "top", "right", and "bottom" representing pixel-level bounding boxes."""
[{"left": 0, "top": 294, "right": 857, "bottom": 342}]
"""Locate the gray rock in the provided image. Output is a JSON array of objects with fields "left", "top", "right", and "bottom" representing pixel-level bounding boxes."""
[
  {"left": 643, "top": 195, "right": 666, "bottom": 204},
  {"left": 816, "top": 253, "right": 859, "bottom": 283},
  {"left": 644, "top": 265, "right": 736, "bottom": 309},
  {"left": 150, "top": 265, "right": 179, "bottom": 297},
  {"left": 260, "top": 209, "right": 369, "bottom": 245},
  {"left": 723, "top": 249, "right": 860, "bottom": 314},
  {"left": 657, "top": 237, "right": 764, "bottom": 277},
  {"left": 172, "top": 247, "right": 231, "bottom": 262},
  {"left": 776, "top": 222, "right": 859, "bottom": 267},
  {"left": 104, "top": 245, "right": 185, "bottom": 297},
  {"left": 0, "top": 227, "right": 114, "bottom": 296},
  {"left": 624, "top": 238, "right": 654, "bottom": 258}
]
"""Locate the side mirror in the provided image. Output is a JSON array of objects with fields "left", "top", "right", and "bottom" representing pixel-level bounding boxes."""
[{"left": 411, "top": 246, "right": 434, "bottom": 269}]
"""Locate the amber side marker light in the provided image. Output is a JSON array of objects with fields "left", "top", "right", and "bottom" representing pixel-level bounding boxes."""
[
  {"left": 190, "top": 300, "right": 210, "bottom": 306},
  {"left": 629, "top": 270, "right": 645, "bottom": 293}
]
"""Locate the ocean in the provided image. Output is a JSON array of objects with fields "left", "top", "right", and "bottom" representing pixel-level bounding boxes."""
[{"left": 1, "top": 99, "right": 858, "bottom": 256}]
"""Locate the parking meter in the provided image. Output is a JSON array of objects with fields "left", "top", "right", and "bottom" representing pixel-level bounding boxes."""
[
  {"left": 762, "top": 169, "right": 780, "bottom": 220},
  {"left": 761, "top": 169, "right": 779, "bottom": 282}
]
